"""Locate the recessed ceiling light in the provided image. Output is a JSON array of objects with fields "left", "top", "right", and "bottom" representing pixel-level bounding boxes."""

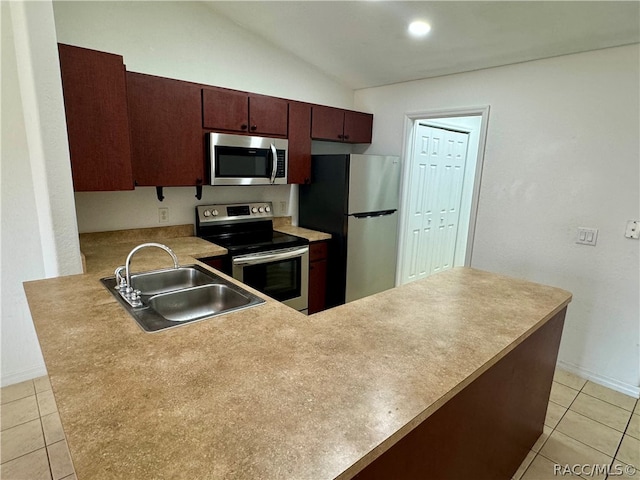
[{"left": 408, "top": 20, "right": 431, "bottom": 37}]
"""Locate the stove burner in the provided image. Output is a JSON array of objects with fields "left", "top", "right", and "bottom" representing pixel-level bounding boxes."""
[
  {"left": 195, "top": 202, "right": 308, "bottom": 256},
  {"left": 201, "top": 231, "right": 308, "bottom": 255}
]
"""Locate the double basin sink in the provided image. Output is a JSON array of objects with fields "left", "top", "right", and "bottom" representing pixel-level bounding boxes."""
[{"left": 101, "top": 264, "right": 265, "bottom": 332}]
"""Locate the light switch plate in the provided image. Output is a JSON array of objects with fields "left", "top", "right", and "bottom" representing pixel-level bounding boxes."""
[
  {"left": 576, "top": 227, "right": 598, "bottom": 246},
  {"left": 625, "top": 220, "right": 639, "bottom": 239}
]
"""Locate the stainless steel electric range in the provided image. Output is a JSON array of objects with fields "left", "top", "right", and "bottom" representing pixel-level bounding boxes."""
[{"left": 195, "top": 202, "right": 309, "bottom": 313}]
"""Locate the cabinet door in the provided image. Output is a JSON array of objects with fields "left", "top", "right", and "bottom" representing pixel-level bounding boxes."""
[
  {"left": 198, "top": 256, "right": 227, "bottom": 272},
  {"left": 311, "top": 105, "right": 345, "bottom": 141},
  {"left": 308, "top": 241, "right": 328, "bottom": 314},
  {"left": 58, "top": 44, "right": 134, "bottom": 191},
  {"left": 309, "top": 241, "right": 328, "bottom": 262},
  {"left": 308, "top": 259, "right": 327, "bottom": 314},
  {"left": 344, "top": 111, "right": 373, "bottom": 144},
  {"left": 127, "top": 73, "right": 204, "bottom": 186},
  {"left": 287, "top": 101, "right": 311, "bottom": 184},
  {"left": 202, "top": 88, "right": 249, "bottom": 132},
  {"left": 249, "top": 95, "right": 288, "bottom": 136}
]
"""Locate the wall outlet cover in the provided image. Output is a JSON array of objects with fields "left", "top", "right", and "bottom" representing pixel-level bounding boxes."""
[
  {"left": 625, "top": 220, "right": 639, "bottom": 239},
  {"left": 158, "top": 207, "right": 169, "bottom": 223}
]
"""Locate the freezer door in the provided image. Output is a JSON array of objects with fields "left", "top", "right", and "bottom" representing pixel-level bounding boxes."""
[
  {"left": 346, "top": 212, "right": 398, "bottom": 303},
  {"left": 348, "top": 154, "right": 400, "bottom": 214}
]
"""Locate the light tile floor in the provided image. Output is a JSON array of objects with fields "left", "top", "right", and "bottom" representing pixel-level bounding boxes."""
[
  {"left": 0, "top": 370, "right": 637, "bottom": 480},
  {"left": 1, "top": 376, "right": 76, "bottom": 480},
  {"left": 514, "top": 369, "right": 639, "bottom": 480}
]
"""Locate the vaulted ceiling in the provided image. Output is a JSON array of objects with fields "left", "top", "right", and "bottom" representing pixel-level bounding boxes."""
[{"left": 205, "top": 1, "right": 640, "bottom": 89}]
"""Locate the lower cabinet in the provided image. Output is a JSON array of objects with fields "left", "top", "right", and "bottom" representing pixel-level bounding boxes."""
[
  {"left": 197, "top": 256, "right": 227, "bottom": 272},
  {"left": 308, "top": 241, "right": 328, "bottom": 314}
]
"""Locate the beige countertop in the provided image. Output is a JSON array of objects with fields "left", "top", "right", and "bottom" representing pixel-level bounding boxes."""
[
  {"left": 79, "top": 223, "right": 331, "bottom": 276},
  {"left": 272, "top": 217, "right": 332, "bottom": 243},
  {"left": 24, "top": 239, "right": 571, "bottom": 480}
]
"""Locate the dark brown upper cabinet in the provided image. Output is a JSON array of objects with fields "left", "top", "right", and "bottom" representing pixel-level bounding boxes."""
[
  {"left": 343, "top": 110, "right": 374, "bottom": 144},
  {"left": 202, "top": 88, "right": 288, "bottom": 137},
  {"left": 127, "top": 72, "right": 204, "bottom": 186},
  {"left": 287, "top": 101, "right": 312, "bottom": 184},
  {"left": 311, "top": 105, "right": 373, "bottom": 143},
  {"left": 58, "top": 44, "right": 134, "bottom": 191}
]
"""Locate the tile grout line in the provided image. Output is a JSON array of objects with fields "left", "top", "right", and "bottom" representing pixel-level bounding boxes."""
[
  {"left": 609, "top": 398, "right": 639, "bottom": 468},
  {"left": 518, "top": 382, "right": 580, "bottom": 480},
  {"left": 567, "top": 406, "right": 633, "bottom": 435},
  {"left": 579, "top": 389, "right": 637, "bottom": 414},
  {"left": 35, "top": 381, "right": 56, "bottom": 480},
  {"left": 0, "top": 396, "right": 40, "bottom": 434},
  {"left": 520, "top": 379, "right": 590, "bottom": 479},
  {"left": 0, "top": 381, "right": 43, "bottom": 469},
  {"left": 555, "top": 377, "right": 636, "bottom": 414}
]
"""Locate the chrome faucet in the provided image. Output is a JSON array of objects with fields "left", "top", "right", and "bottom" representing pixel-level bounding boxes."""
[
  {"left": 115, "top": 243, "right": 179, "bottom": 307},
  {"left": 125, "top": 242, "right": 179, "bottom": 288}
]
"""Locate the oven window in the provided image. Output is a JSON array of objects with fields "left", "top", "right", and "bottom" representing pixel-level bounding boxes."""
[
  {"left": 216, "top": 146, "right": 270, "bottom": 177},
  {"left": 242, "top": 257, "right": 301, "bottom": 302}
]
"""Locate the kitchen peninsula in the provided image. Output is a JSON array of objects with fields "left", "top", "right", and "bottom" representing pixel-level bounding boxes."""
[{"left": 23, "top": 236, "right": 571, "bottom": 479}]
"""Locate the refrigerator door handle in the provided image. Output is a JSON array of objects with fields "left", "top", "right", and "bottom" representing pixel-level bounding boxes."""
[{"left": 351, "top": 209, "right": 397, "bottom": 219}]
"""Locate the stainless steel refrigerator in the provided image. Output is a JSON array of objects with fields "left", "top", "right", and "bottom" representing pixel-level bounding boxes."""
[{"left": 299, "top": 154, "right": 401, "bottom": 307}]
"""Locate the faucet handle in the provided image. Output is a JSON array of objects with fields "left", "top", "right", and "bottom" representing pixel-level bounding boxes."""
[{"left": 114, "top": 266, "right": 127, "bottom": 290}]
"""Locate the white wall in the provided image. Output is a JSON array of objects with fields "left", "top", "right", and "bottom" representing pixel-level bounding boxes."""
[
  {"left": 53, "top": 1, "right": 356, "bottom": 233},
  {"left": 2, "top": 1, "right": 82, "bottom": 386},
  {"left": 355, "top": 45, "right": 640, "bottom": 396}
]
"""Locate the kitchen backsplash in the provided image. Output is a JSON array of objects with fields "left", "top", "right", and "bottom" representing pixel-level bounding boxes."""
[{"left": 74, "top": 184, "right": 297, "bottom": 233}]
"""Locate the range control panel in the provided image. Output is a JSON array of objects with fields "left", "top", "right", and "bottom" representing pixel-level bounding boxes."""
[{"left": 196, "top": 202, "right": 274, "bottom": 224}]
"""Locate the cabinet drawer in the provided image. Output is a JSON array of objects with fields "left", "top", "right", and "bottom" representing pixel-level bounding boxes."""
[{"left": 309, "top": 241, "right": 328, "bottom": 262}]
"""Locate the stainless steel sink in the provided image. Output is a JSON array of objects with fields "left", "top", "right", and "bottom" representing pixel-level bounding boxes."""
[
  {"left": 147, "top": 284, "right": 253, "bottom": 322},
  {"left": 101, "top": 264, "right": 265, "bottom": 332},
  {"left": 130, "top": 266, "right": 217, "bottom": 295}
]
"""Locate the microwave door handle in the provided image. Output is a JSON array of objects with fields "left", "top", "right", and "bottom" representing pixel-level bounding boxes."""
[
  {"left": 270, "top": 144, "right": 278, "bottom": 184},
  {"left": 233, "top": 246, "right": 308, "bottom": 266}
]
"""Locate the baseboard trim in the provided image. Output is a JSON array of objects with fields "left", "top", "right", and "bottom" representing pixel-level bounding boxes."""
[
  {"left": 1, "top": 365, "right": 48, "bottom": 388},
  {"left": 558, "top": 360, "right": 640, "bottom": 399}
]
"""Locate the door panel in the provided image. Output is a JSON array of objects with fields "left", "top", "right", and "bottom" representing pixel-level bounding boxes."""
[
  {"left": 402, "top": 125, "right": 469, "bottom": 284},
  {"left": 249, "top": 95, "right": 288, "bottom": 136},
  {"left": 127, "top": 73, "right": 204, "bottom": 186},
  {"left": 58, "top": 44, "right": 134, "bottom": 191},
  {"left": 346, "top": 213, "right": 398, "bottom": 303},
  {"left": 202, "top": 88, "right": 248, "bottom": 132},
  {"left": 347, "top": 155, "right": 401, "bottom": 214},
  {"left": 343, "top": 111, "right": 373, "bottom": 143},
  {"left": 311, "top": 105, "right": 344, "bottom": 141}
]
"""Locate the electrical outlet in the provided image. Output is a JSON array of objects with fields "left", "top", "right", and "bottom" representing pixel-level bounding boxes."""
[
  {"left": 279, "top": 201, "right": 287, "bottom": 214},
  {"left": 158, "top": 207, "right": 169, "bottom": 223},
  {"left": 576, "top": 227, "right": 598, "bottom": 246},
  {"left": 625, "top": 220, "right": 640, "bottom": 239}
]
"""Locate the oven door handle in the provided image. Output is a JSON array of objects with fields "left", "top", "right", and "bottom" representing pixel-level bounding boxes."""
[
  {"left": 232, "top": 246, "right": 309, "bottom": 266},
  {"left": 269, "top": 143, "right": 278, "bottom": 184}
]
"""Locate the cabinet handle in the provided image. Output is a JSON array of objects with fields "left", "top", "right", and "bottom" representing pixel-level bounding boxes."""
[
  {"left": 250, "top": 125, "right": 257, "bottom": 131},
  {"left": 241, "top": 124, "right": 248, "bottom": 130},
  {"left": 344, "top": 134, "right": 350, "bottom": 140},
  {"left": 338, "top": 134, "right": 344, "bottom": 139}
]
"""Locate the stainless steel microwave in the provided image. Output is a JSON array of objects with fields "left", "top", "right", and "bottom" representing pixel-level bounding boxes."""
[{"left": 208, "top": 133, "right": 288, "bottom": 186}]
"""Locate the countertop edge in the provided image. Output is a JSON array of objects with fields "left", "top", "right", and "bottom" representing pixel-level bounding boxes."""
[{"left": 335, "top": 297, "right": 572, "bottom": 479}]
